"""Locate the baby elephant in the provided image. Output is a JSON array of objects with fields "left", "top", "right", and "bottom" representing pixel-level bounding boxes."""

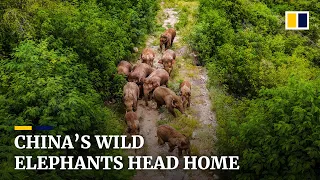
[
  {"left": 143, "top": 69, "right": 169, "bottom": 106},
  {"left": 141, "top": 48, "right": 155, "bottom": 67},
  {"left": 180, "top": 81, "right": 191, "bottom": 108},
  {"left": 159, "top": 49, "right": 176, "bottom": 75},
  {"left": 117, "top": 61, "right": 132, "bottom": 76},
  {"left": 157, "top": 125, "right": 190, "bottom": 156},
  {"left": 125, "top": 111, "right": 139, "bottom": 136},
  {"left": 153, "top": 86, "right": 184, "bottom": 117},
  {"left": 123, "top": 82, "right": 139, "bottom": 112},
  {"left": 160, "top": 28, "right": 176, "bottom": 52}
]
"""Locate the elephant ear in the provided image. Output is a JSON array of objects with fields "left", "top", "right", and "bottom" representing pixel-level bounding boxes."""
[
  {"left": 156, "top": 81, "right": 160, "bottom": 87},
  {"left": 181, "top": 95, "right": 186, "bottom": 102},
  {"left": 172, "top": 138, "right": 180, "bottom": 147},
  {"left": 172, "top": 96, "right": 180, "bottom": 108},
  {"left": 171, "top": 98, "right": 177, "bottom": 108},
  {"left": 123, "top": 94, "right": 129, "bottom": 101}
]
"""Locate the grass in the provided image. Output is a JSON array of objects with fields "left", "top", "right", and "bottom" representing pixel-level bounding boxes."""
[
  {"left": 167, "top": 81, "right": 181, "bottom": 94},
  {"left": 190, "top": 144, "right": 200, "bottom": 155},
  {"left": 157, "top": 112, "right": 199, "bottom": 138},
  {"left": 156, "top": 2, "right": 168, "bottom": 25},
  {"left": 151, "top": 37, "right": 159, "bottom": 46},
  {"left": 170, "top": 56, "right": 199, "bottom": 81},
  {"left": 168, "top": 115, "right": 199, "bottom": 137}
]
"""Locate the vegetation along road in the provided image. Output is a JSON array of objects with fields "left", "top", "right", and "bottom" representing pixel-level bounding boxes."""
[{"left": 0, "top": 0, "right": 319, "bottom": 179}]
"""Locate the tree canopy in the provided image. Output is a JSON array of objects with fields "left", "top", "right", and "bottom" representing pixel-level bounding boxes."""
[
  {"left": 190, "top": 0, "right": 320, "bottom": 178},
  {"left": 0, "top": 0, "right": 158, "bottom": 179}
]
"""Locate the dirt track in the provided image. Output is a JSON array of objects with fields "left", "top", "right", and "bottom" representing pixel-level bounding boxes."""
[{"left": 131, "top": 2, "right": 217, "bottom": 180}]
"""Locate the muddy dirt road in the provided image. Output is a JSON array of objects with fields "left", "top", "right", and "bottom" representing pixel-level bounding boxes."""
[{"left": 131, "top": 1, "right": 217, "bottom": 180}]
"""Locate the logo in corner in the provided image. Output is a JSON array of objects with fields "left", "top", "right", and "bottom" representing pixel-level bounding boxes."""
[{"left": 285, "top": 11, "right": 309, "bottom": 30}]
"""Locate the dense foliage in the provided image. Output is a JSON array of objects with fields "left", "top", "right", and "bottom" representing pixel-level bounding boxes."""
[
  {"left": 191, "top": 0, "right": 320, "bottom": 179},
  {"left": 0, "top": 0, "right": 158, "bottom": 179},
  {"left": 1, "top": 0, "right": 158, "bottom": 100}
]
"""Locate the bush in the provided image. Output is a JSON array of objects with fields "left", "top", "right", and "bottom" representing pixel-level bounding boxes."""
[
  {"left": 237, "top": 77, "right": 320, "bottom": 179},
  {"left": 0, "top": 0, "right": 158, "bottom": 100},
  {"left": 0, "top": 40, "right": 133, "bottom": 179},
  {"left": 191, "top": 0, "right": 320, "bottom": 178},
  {"left": 0, "top": 0, "right": 158, "bottom": 179}
]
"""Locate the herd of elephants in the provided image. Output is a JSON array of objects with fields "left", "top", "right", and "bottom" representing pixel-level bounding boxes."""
[{"left": 117, "top": 28, "right": 191, "bottom": 156}]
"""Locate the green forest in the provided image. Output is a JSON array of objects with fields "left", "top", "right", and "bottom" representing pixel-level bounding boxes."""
[
  {"left": 1, "top": 0, "right": 320, "bottom": 179},
  {"left": 190, "top": 0, "right": 320, "bottom": 179},
  {"left": 0, "top": 0, "right": 157, "bottom": 179}
]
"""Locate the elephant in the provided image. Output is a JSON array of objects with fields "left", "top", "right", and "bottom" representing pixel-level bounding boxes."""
[
  {"left": 143, "top": 69, "right": 169, "bottom": 106},
  {"left": 123, "top": 82, "right": 139, "bottom": 112},
  {"left": 153, "top": 86, "right": 184, "bottom": 117},
  {"left": 117, "top": 60, "right": 132, "bottom": 76},
  {"left": 158, "top": 49, "right": 176, "bottom": 75},
  {"left": 160, "top": 28, "right": 176, "bottom": 52},
  {"left": 128, "top": 63, "right": 154, "bottom": 85},
  {"left": 125, "top": 111, "right": 140, "bottom": 136},
  {"left": 180, "top": 80, "right": 191, "bottom": 108},
  {"left": 141, "top": 48, "right": 155, "bottom": 67},
  {"left": 157, "top": 124, "right": 190, "bottom": 156}
]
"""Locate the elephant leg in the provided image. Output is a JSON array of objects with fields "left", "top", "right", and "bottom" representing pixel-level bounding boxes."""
[
  {"left": 144, "top": 93, "right": 148, "bottom": 106},
  {"left": 168, "top": 144, "right": 175, "bottom": 152},
  {"left": 139, "top": 85, "right": 143, "bottom": 99},
  {"left": 168, "top": 40, "right": 171, "bottom": 49},
  {"left": 145, "top": 98, "right": 148, "bottom": 106},
  {"left": 186, "top": 148, "right": 190, "bottom": 155},
  {"left": 178, "top": 148, "right": 182, "bottom": 157},
  {"left": 133, "top": 101, "right": 137, "bottom": 111},
  {"left": 165, "top": 97, "right": 176, "bottom": 117},
  {"left": 156, "top": 100, "right": 161, "bottom": 109},
  {"left": 127, "top": 127, "right": 131, "bottom": 134},
  {"left": 160, "top": 41, "right": 163, "bottom": 52},
  {"left": 168, "top": 107, "right": 176, "bottom": 117},
  {"left": 158, "top": 137, "right": 165, "bottom": 145},
  {"left": 188, "top": 96, "right": 191, "bottom": 107}
]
